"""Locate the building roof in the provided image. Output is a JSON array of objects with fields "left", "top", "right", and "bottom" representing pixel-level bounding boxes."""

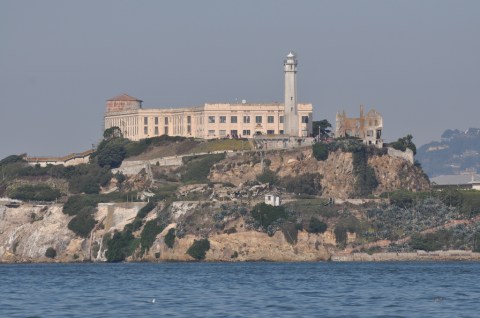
[
  {"left": 107, "top": 94, "right": 143, "bottom": 102},
  {"left": 430, "top": 174, "right": 477, "bottom": 185}
]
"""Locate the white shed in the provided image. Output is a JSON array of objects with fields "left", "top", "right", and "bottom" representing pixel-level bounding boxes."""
[{"left": 265, "top": 194, "right": 281, "bottom": 206}]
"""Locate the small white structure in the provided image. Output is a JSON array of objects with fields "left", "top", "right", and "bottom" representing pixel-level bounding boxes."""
[
  {"left": 265, "top": 193, "right": 281, "bottom": 206},
  {"left": 470, "top": 181, "right": 480, "bottom": 191}
]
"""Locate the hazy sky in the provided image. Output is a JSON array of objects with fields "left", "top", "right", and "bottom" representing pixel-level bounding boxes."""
[{"left": 1, "top": 0, "right": 479, "bottom": 159}]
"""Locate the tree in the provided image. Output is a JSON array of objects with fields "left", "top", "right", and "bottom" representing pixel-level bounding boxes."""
[
  {"left": 96, "top": 141, "right": 126, "bottom": 168},
  {"left": 103, "top": 126, "right": 123, "bottom": 140},
  {"left": 389, "top": 134, "right": 417, "bottom": 155},
  {"left": 307, "top": 217, "right": 328, "bottom": 233},
  {"left": 312, "top": 119, "right": 332, "bottom": 139},
  {"left": 312, "top": 143, "right": 329, "bottom": 161}
]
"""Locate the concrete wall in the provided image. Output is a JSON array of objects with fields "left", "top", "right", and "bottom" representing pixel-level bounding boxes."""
[{"left": 387, "top": 147, "right": 414, "bottom": 164}]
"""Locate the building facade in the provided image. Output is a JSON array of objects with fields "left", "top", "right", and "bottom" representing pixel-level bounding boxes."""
[
  {"left": 104, "top": 53, "right": 313, "bottom": 140},
  {"left": 335, "top": 105, "right": 383, "bottom": 147}
]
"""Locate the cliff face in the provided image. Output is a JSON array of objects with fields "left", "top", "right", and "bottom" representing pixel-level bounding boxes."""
[
  {"left": 210, "top": 148, "right": 430, "bottom": 199},
  {"left": 0, "top": 204, "right": 332, "bottom": 263}
]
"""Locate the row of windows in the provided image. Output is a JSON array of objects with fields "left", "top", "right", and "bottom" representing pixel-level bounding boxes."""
[
  {"left": 206, "top": 129, "right": 283, "bottom": 137},
  {"left": 143, "top": 116, "right": 193, "bottom": 126},
  {"left": 143, "top": 115, "right": 308, "bottom": 126},
  {"left": 208, "top": 115, "right": 285, "bottom": 124},
  {"left": 206, "top": 115, "right": 309, "bottom": 124}
]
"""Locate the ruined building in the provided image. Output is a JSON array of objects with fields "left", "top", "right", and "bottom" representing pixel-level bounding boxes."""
[{"left": 335, "top": 105, "right": 383, "bottom": 147}]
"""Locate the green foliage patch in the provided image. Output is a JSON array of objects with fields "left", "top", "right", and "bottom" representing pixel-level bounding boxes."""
[
  {"left": 180, "top": 153, "right": 226, "bottom": 183},
  {"left": 186, "top": 238, "right": 210, "bottom": 260},
  {"left": 312, "top": 143, "right": 329, "bottom": 161},
  {"left": 105, "top": 230, "right": 138, "bottom": 262},
  {"left": 164, "top": 228, "right": 176, "bottom": 248},
  {"left": 307, "top": 217, "right": 328, "bottom": 234},
  {"left": 140, "top": 219, "right": 166, "bottom": 253},
  {"left": 67, "top": 206, "right": 96, "bottom": 237},
  {"left": 280, "top": 173, "right": 322, "bottom": 195},
  {"left": 251, "top": 203, "right": 290, "bottom": 230},
  {"left": 6, "top": 184, "right": 61, "bottom": 202}
]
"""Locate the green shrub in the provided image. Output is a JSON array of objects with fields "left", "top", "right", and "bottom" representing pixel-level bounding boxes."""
[
  {"left": 7, "top": 184, "right": 61, "bottom": 202},
  {"left": 186, "top": 239, "right": 210, "bottom": 260},
  {"left": 409, "top": 232, "right": 449, "bottom": 251},
  {"left": 251, "top": 203, "right": 289, "bottom": 230},
  {"left": 351, "top": 146, "right": 378, "bottom": 197},
  {"left": 137, "top": 201, "right": 156, "bottom": 219},
  {"left": 0, "top": 155, "right": 25, "bottom": 166},
  {"left": 256, "top": 169, "right": 278, "bottom": 185},
  {"left": 280, "top": 173, "right": 322, "bottom": 195},
  {"left": 307, "top": 217, "right": 328, "bottom": 233},
  {"left": 68, "top": 207, "right": 96, "bottom": 237},
  {"left": 180, "top": 153, "right": 225, "bottom": 183},
  {"left": 45, "top": 247, "right": 57, "bottom": 259},
  {"left": 105, "top": 230, "right": 137, "bottom": 262},
  {"left": 312, "top": 143, "right": 329, "bottom": 161},
  {"left": 93, "top": 139, "right": 127, "bottom": 168},
  {"left": 140, "top": 219, "right": 166, "bottom": 253},
  {"left": 63, "top": 192, "right": 137, "bottom": 216},
  {"left": 164, "top": 228, "right": 176, "bottom": 248}
]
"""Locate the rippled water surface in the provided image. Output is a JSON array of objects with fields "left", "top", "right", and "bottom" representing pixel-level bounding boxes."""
[{"left": 1, "top": 262, "right": 480, "bottom": 317}]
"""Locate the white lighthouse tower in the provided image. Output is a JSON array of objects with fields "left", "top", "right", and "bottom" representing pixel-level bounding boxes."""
[{"left": 284, "top": 52, "right": 299, "bottom": 136}]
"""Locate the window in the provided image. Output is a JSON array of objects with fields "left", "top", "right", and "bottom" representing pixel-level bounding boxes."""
[
  {"left": 267, "top": 130, "right": 275, "bottom": 135},
  {"left": 155, "top": 127, "right": 159, "bottom": 135},
  {"left": 230, "top": 130, "right": 238, "bottom": 137},
  {"left": 267, "top": 116, "right": 274, "bottom": 123},
  {"left": 187, "top": 126, "right": 191, "bottom": 134},
  {"left": 154, "top": 117, "right": 159, "bottom": 125},
  {"left": 279, "top": 130, "right": 284, "bottom": 134},
  {"left": 255, "top": 116, "right": 262, "bottom": 124},
  {"left": 144, "top": 117, "right": 148, "bottom": 125},
  {"left": 187, "top": 116, "right": 191, "bottom": 124},
  {"left": 208, "top": 130, "right": 215, "bottom": 136},
  {"left": 219, "top": 130, "right": 226, "bottom": 137},
  {"left": 243, "top": 116, "right": 250, "bottom": 123},
  {"left": 231, "top": 116, "right": 237, "bottom": 123},
  {"left": 220, "top": 116, "right": 226, "bottom": 123},
  {"left": 164, "top": 127, "right": 169, "bottom": 135},
  {"left": 243, "top": 130, "right": 251, "bottom": 136},
  {"left": 165, "top": 117, "right": 168, "bottom": 125},
  {"left": 366, "top": 130, "right": 373, "bottom": 137},
  {"left": 144, "top": 127, "right": 148, "bottom": 134},
  {"left": 302, "top": 116, "right": 309, "bottom": 124},
  {"left": 208, "top": 116, "right": 215, "bottom": 123},
  {"left": 279, "top": 116, "right": 284, "bottom": 123}
]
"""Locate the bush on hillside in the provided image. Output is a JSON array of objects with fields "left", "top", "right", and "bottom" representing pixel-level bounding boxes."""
[
  {"left": 6, "top": 184, "right": 61, "bottom": 202},
  {"left": 67, "top": 206, "right": 96, "bottom": 237},
  {"left": 312, "top": 143, "right": 329, "bottom": 161},
  {"left": 105, "top": 230, "right": 137, "bottom": 262},
  {"left": 280, "top": 173, "right": 322, "bottom": 195},
  {"left": 45, "top": 247, "right": 57, "bottom": 259},
  {"left": 251, "top": 203, "right": 289, "bottom": 230},
  {"left": 164, "top": 228, "right": 176, "bottom": 248},
  {"left": 180, "top": 153, "right": 225, "bottom": 183},
  {"left": 307, "top": 217, "right": 328, "bottom": 234},
  {"left": 256, "top": 169, "right": 278, "bottom": 186},
  {"left": 140, "top": 219, "right": 166, "bottom": 253},
  {"left": 186, "top": 239, "right": 210, "bottom": 260}
]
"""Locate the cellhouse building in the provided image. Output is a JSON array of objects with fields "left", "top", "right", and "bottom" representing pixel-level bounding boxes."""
[{"left": 104, "top": 52, "right": 313, "bottom": 140}]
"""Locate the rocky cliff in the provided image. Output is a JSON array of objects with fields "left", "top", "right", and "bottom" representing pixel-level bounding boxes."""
[
  {"left": 210, "top": 147, "right": 429, "bottom": 199},
  {"left": 0, "top": 203, "right": 332, "bottom": 263}
]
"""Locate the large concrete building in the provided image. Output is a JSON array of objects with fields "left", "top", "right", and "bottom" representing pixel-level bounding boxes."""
[{"left": 104, "top": 53, "right": 313, "bottom": 140}]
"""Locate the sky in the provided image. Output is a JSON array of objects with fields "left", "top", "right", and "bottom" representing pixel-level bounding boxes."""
[{"left": 1, "top": 0, "right": 479, "bottom": 159}]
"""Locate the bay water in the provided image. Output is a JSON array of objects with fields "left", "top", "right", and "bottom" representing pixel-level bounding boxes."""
[{"left": 1, "top": 262, "right": 479, "bottom": 317}]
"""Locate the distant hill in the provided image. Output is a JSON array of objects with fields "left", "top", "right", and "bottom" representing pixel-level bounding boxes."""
[{"left": 416, "top": 128, "right": 480, "bottom": 177}]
